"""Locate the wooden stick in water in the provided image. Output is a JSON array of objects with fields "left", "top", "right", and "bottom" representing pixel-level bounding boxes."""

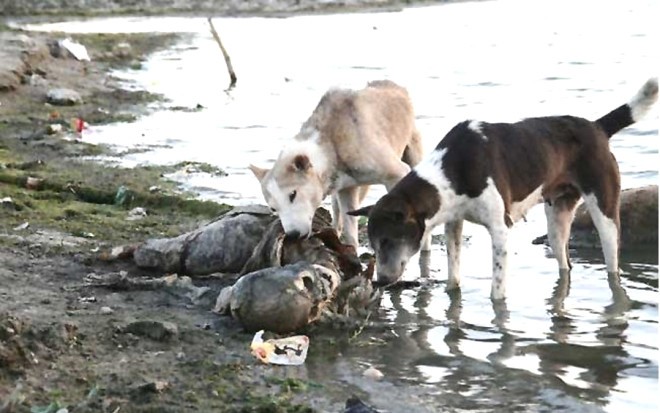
[{"left": 207, "top": 17, "right": 237, "bottom": 89}]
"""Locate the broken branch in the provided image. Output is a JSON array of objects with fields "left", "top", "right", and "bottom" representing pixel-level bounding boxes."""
[{"left": 207, "top": 17, "right": 237, "bottom": 89}]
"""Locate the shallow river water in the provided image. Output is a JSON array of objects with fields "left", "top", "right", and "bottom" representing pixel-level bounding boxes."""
[{"left": 25, "top": 0, "right": 658, "bottom": 411}]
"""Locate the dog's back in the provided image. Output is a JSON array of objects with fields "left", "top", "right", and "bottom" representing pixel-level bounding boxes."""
[{"left": 297, "top": 80, "right": 418, "bottom": 164}]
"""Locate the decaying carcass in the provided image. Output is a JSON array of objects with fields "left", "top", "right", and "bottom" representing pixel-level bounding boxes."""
[{"left": 124, "top": 205, "right": 376, "bottom": 333}]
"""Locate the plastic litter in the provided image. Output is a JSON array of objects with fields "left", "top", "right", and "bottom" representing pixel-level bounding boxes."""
[
  {"left": 250, "top": 330, "right": 309, "bottom": 365},
  {"left": 59, "top": 38, "right": 90, "bottom": 61}
]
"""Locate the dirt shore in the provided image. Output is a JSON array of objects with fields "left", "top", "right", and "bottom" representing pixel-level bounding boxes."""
[{"left": 0, "top": 10, "right": 382, "bottom": 412}]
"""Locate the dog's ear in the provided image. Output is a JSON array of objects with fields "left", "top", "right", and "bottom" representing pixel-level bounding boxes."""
[
  {"left": 383, "top": 199, "right": 414, "bottom": 224},
  {"left": 249, "top": 164, "right": 269, "bottom": 182},
  {"left": 348, "top": 205, "right": 373, "bottom": 217},
  {"left": 291, "top": 154, "right": 312, "bottom": 172}
]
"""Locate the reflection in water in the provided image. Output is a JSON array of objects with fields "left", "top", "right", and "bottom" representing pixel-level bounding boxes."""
[
  {"left": 362, "top": 264, "right": 651, "bottom": 411},
  {"left": 530, "top": 269, "right": 639, "bottom": 405}
]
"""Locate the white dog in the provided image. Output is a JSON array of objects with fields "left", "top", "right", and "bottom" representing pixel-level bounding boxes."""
[{"left": 250, "top": 80, "right": 424, "bottom": 249}]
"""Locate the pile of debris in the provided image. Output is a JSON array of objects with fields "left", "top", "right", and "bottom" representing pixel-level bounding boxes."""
[{"left": 102, "top": 205, "right": 378, "bottom": 334}]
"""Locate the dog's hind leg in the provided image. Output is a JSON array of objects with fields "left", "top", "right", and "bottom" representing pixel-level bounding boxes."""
[
  {"left": 445, "top": 220, "right": 464, "bottom": 291},
  {"left": 582, "top": 192, "right": 620, "bottom": 273},
  {"left": 544, "top": 195, "right": 580, "bottom": 271},
  {"left": 401, "top": 128, "right": 424, "bottom": 168}
]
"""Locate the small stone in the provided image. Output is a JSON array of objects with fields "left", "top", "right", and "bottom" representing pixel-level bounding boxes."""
[
  {"left": 47, "top": 124, "right": 62, "bottom": 134},
  {"left": 363, "top": 366, "right": 384, "bottom": 380},
  {"left": 133, "top": 380, "right": 168, "bottom": 394},
  {"left": 126, "top": 207, "right": 147, "bottom": 221},
  {"left": 112, "top": 42, "right": 133, "bottom": 58},
  {"left": 25, "top": 176, "right": 43, "bottom": 190},
  {"left": 46, "top": 88, "right": 82, "bottom": 106},
  {"left": 100, "top": 306, "right": 114, "bottom": 315},
  {"left": 124, "top": 320, "right": 178, "bottom": 342}
]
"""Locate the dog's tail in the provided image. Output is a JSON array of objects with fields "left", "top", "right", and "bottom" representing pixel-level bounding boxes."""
[{"left": 596, "top": 78, "right": 658, "bottom": 138}]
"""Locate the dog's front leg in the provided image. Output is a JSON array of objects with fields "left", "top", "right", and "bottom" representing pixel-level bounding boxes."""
[
  {"left": 445, "top": 220, "right": 464, "bottom": 291},
  {"left": 488, "top": 224, "right": 509, "bottom": 300},
  {"left": 337, "top": 186, "right": 362, "bottom": 249},
  {"left": 331, "top": 194, "right": 343, "bottom": 236}
]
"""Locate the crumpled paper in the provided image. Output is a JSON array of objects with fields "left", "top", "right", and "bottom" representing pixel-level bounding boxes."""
[{"left": 250, "top": 330, "right": 309, "bottom": 365}]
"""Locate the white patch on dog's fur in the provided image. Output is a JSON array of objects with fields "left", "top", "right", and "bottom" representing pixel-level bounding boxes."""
[
  {"left": 509, "top": 186, "right": 543, "bottom": 223},
  {"left": 468, "top": 120, "right": 486, "bottom": 139},
  {"left": 629, "top": 77, "right": 659, "bottom": 122},
  {"left": 415, "top": 151, "right": 510, "bottom": 298},
  {"left": 582, "top": 194, "right": 619, "bottom": 272},
  {"left": 415, "top": 150, "right": 467, "bottom": 225}
]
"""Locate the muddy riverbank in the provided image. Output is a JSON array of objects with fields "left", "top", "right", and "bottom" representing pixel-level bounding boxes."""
[{"left": 0, "top": 0, "right": 453, "bottom": 17}]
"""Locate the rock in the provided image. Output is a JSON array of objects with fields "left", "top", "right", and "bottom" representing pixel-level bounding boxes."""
[
  {"left": 344, "top": 396, "right": 381, "bottom": 413},
  {"left": 124, "top": 320, "right": 178, "bottom": 341},
  {"left": 25, "top": 176, "right": 43, "bottom": 190},
  {"left": 46, "top": 88, "right": 83, "bottom": 106},
  {"left": 362, "top": 366, "right": 384, "bottom": 380},
  {"left": 126, "top": 207, "right": 147, "bottom": 221},
  {"left": 0, "top": 33, "right": 49, "bottom": 92},
  {"left": 99, "top": 306, "right": 114, "bottom": 315},
  {"left": 112, "top": 42, "right": 133, "bottom": 59},
  {"left": 133, "top": 380, "right": 168, "bottom": 394}
]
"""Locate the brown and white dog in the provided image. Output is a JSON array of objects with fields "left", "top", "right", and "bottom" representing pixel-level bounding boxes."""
[
  {"left": 350, "top": 78, "right": 658, "bottom": 300},
  {"left": 250, "top": 80, "right": 425, "bottom": 249}
]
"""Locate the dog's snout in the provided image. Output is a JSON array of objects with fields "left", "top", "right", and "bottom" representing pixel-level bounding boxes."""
[
  {"left": 285, "top": 229, "right": 311, "bottom": 240},
  {"left": 376, "top": 273, "right": 398, "bottom": 286},
  {"left": 286, "top": 229, "right": 302, "bottom": 239}
]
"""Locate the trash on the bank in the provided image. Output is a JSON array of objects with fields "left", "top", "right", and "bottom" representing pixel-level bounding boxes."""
[
  {"left": 47, "top": 124, "right": 62, "bottom": 134},
  {"left": 25, "top": 177, "right": 42, "bottom": 190},
  {"left": 13, "top": 222, "right": 30, "bottom": 231},
  {"left": 99, "top": 244, "right": 137, "bottom": 261},
  {"left": 1, "top": 197, "right": 15, "bottom": 206},
  {"left": 59, "top": 38, "right": 90, "bottom": 61},
  {"left": 126, "top": 207, "right": 147, "bottom": 221},
  {"left": 250, "top": 330, "right": 309, "bottom": 365},
  {"left": 72, "top": 117, "right": 87, "bottom": 134},
  {"left": 114, "top": 185, "right": 131, "bottom": 206}
]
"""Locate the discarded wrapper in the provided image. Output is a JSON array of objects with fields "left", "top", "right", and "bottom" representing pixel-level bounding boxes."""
[
  {"left": 250, "top": 330, "right": 309, "bottom": 365},
  {"left": 59, "top": 38, "right": 91, "bottom": 61}
]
